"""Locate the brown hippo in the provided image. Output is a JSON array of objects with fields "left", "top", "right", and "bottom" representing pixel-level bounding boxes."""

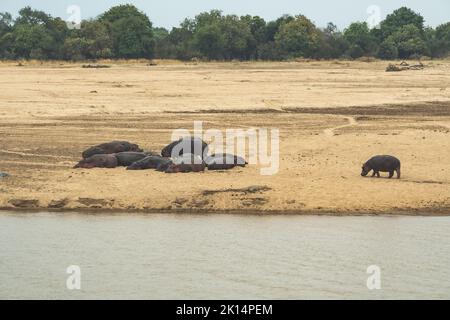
[
  {"left": 82, "top": 141, "right": 142, "bottom": 159},
  {"left": 161, "top": 137, "right": 208, "bottom": 159},
  {"left": 205, "top": 153, "right": 247, "bottom": 170},
  {"left": 361, "top": 155, "right": 401, "bottom": 179},
  {"left": 74, "top": 154, "right": 118, "bottom": 169},
  {"left": 126, "top": 156, "right": 173, "bottom": 171},
  {"left": 165, "top": 153, "right": 206, "bottom": 173},
  {"left": 165, "top": 163, "right": 206, "bottom": 173}
]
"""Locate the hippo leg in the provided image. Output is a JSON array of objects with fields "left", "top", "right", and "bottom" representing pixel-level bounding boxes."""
[
  {"left": 375, "top": 171, "right": 381, "bottom": 178},
  {"left": 371, "top": 171, "right": 376, "bottom": 177},
  {"left": 396, "top": 168, "right": 401, "bottom": 179},
  {"left": 389, "top": 171, "right": 394, "bottom": 179}
]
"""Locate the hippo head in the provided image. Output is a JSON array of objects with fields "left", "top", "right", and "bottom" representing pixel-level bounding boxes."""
[
  {"left": 74, "top": 158, "right": 95, "bottom": 169},
  {"left": 165, "top": 164, "right": 181, "bottom": 173},
  {"left": 361, "top": 163, "right": 371, "bottom": 176}
]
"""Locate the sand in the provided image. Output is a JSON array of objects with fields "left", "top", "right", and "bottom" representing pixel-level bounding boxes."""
[{"left": 1, "top": 59, "right": 450, "bottom": 215}]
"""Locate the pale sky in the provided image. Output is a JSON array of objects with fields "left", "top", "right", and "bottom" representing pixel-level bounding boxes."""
[{"left": 1, "top": 0, "right": 449, "bottom": 30}]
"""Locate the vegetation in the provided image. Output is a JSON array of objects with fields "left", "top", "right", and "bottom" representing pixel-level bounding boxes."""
[{"left": 0, "top": 5, "right": 449, "bottom": 61}]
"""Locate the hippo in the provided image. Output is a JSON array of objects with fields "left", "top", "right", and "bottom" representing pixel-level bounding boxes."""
[
  {"left": 126, "top": 156, "right": 173, "bottom": 171},
  {"left": 82, "top": 141, "right": 142, "bottom": 159},
  {"left": 74, "top": 154, "right": 118, "bottom": 169},
  {"left": 205, "top": 153, "right": 247, "bottom": 170},
  {"left": 165, "top": 153, "right": 206, "bottom": 173},
  {"left": 116, "top": 152, "right": 159, "bottom": 167},
  {"left": 361, "top": 155, "right": 401, "bottom": 179},
  {"left": 165, "top": 163, "right": 206, "bottom": 173},
  {"left": 161, "top": 137, "right": 208, "bottom": 159},
  {"left": 172, "top": 153, "right": 205, "bottom": 165}
]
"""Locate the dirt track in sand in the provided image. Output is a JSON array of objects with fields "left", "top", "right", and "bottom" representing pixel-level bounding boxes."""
[{"left": 0, "top": 59, "right": 450, "bottom": 214}]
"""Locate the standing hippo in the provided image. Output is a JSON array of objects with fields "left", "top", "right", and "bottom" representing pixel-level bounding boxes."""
[
  {"left": 205, "top": 153, "right": 248, "bottom": 170},
  {"left": 361, "top": 155, "right": 401, "bottom": 179},
  {"left": 126, "top": 156, "right": 173, "bottom": 171},
  {"left": 74, "top": 154, "right": 118, "bottom": 169},
  {"left": 161, "top": 137, "right": 208, "bottom": 159},
  {"left": 116, "top": 152, "right": 159, "bottom": 166},
  {"left": 82, "top": 141, "right": 142, "bottom": 159}
]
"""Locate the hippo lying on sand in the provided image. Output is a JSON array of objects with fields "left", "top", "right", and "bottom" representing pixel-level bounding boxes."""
[
  {"left": 161, "top": 137, "right": 208, "bottom": 159},
  {"left": 361, "top": 155, "right": 401, "bottom": 179},
  {"left": 74, "top": 154, "right": 118, "bottom": 169},
  {"left": 126, "top": 156, "right": 173, "bottom": 171},
  {"left": 205, "top": 154, "right": 247, "bottom": 170},
  {"left": 116, "top": 152, "right": 159, "bottom": 166},
  {"left": 165, "top": 153, "right": 206, "bottom": 173},
  {"left": 165, "top": 163, "right": 206, "bottom": 173},
  {"left": 82, "top": 141, "right": 142, "bottom": 159}
]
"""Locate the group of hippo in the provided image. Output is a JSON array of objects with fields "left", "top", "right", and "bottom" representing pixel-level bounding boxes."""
[
  {"left": 74, "top": 138, "right": 402, "bottom": 178},
  {"left": 74, "top": 138, "right": 247, "bottom": 173}
]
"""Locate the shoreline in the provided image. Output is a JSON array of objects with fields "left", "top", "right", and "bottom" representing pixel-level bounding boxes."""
[{"left": 1, "top": 206, "right": 450, "bottom": 217}]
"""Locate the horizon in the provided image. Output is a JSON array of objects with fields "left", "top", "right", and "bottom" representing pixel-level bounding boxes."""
[{"left": 1, "top": 0, "right": 449, "bottom": 30}]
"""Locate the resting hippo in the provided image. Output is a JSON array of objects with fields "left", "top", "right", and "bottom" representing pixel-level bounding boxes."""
[
  {"left": 82, "top": 141, "right": 142, "bottom": 159},
  {"left": 165, "top": 153, "right": 206, "bottom": 173},
  {"left": 165, "top": 163, "right": 206, "bottom": 173},
  {"left": 361, "top": 155, "right": 401, "bottom": 179},
  {"left": 161, "top": 137, "right": 208, "bottom": 159},
  {"left": 126, "top": 156, "right": 173, "bottom": 171},
  {"left": 205, "top": 153, "right": 247, "bottom": 170},
  {"left": 116, "top": 152, "right": 159, "bottom": 166},
  {"left": 74, "top": 154, "right": 118, "bottom": 169}
]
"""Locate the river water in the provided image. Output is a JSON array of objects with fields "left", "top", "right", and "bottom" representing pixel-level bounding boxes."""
[{"left": 0, "top": 212, "right": 449, "bottom": 299}]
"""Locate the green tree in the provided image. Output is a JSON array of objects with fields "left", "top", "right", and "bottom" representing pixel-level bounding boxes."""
[
  {"left": 100, "top": 5, "right": 154, "bottom": 58},
  {"left": 316, "top": 23, "right": 349, "bottom": 59},
  {"left": 275, "top": 15, "right": 321, "bottom": 58},
  {"left": 379, "top": 7, "right": 424, "bottom": 40},
  {"left": 343, "top": 22, "right": 377, "bottom": 58},
  {"left": 386, "top": 24, "right": 428, "bottom": 58},
  {"left": 434, "top": 22, "right": 450, "bottom": 57}
]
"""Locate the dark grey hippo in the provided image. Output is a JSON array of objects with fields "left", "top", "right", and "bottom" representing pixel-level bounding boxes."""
[
  {"left": 126, "top": 156, "right": 173, "bottom": 171},
  {"left": 161, "top": 137, "right": 208, "bottom": 159},
  {"left": 82, "top": 141, "right": 142, "bottom": 159},
  {"left": 361, "top": 155, "right": 401, "bottom": 179},
  {"left": 205, "top": 153, "right": 247, "bottom": 170},
  {"left": 115, "top": 152, "right": 160, "bottom": 166},
  {"left": 74, "top": 154, "right": 118, "bottom": 169}
]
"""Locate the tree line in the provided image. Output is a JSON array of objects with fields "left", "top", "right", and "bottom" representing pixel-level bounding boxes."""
[{"left": 0, "top": 5, "right": 449, "bottom": 61}]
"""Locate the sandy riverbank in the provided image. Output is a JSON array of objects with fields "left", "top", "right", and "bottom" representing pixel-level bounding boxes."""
[{"left": 1, "top": 59, "right": 450, "bottom": 214}]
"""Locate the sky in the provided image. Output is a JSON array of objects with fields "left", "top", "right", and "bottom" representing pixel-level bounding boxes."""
[{"left": 1, "top": 0, "right": 449, "bottom": 30}]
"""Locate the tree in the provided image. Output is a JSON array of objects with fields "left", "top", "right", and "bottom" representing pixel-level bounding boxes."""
[
  {"left": 386, "top": 24, "right": 428, "bottom": 58},
  {"left": 100, "top": 5, "right": 154, "bottom": 58},
  {"left": 379, "top": 7, "right": 424, "bottom": 40},
  {"left": 378, "top": 38, "right": 398, "bottom": 59},
  {"left": 275, "top": 15, "right": 321, "bottom": 58},
  {"left": 194, "top": 23, "right": 225, "bottom": 59},
  {"left": 343, "top": 22, "right": 378, "bottom": 58},
  {"left": 434, "top": 22, "right": 450, "bottom": 57},
  {"left": 316, "top": 23, "right": 349, "bottom": 59}
]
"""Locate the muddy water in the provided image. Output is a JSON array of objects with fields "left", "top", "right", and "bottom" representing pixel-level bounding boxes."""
[{"left": 0, "top": 213, "right": 449, "bottom": 299}]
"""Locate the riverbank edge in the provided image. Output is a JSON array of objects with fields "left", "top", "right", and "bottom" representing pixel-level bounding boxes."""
[{"left": 1, "top": 206, "right": 449, "bottom": 216}]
